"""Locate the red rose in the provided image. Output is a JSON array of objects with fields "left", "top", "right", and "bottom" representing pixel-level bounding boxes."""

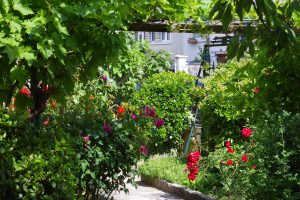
[
  {"left": 188, "top": 173, "right": 197, "bottom": 181},
  {"left": 117, "top": 105, "right": 125, "bottom": 114},
  {"left": 227, "top": 160, "right": 233, "bottom": 166},
  {"left": 241, "top": 154, "right": 249, "bottom": 162},
  {"left": 225, "top": 141, "right": 231, "bottom": 147},
  {"left": 19, "top": 86, "right": 31, "bottom": 97},
  {"left": 227, "top": 147, "right": 235, "bottom": 153},
  {"left": 241, "top": 127, "right": 253, "bottom": 138}
]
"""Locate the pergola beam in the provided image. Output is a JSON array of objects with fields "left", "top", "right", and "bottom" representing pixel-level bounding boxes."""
[{"left": 127, "top": 21, "right": 300, "bottom": 34}]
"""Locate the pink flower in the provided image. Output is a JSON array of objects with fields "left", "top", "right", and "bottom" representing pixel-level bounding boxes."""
[
  {"left": 227, "top": 147, "right": 235, "bottom": 153},
  {"left": 224, "top": 141, "right": 231, "bottom": 147},
  {"left": 83, "top": 136, "right": 90, "bottom": 142},
  {"left": 102, "top": 123, "right": 112, "bottom": 134},
  {"left": 252, "top": 165, "right": 257, "bottom": 169},
  {"left": 153, "top": 118, "right": 164, "bottom": 128},
  {"left": 43, "top": 119, "right": 50, "bottom": 126},
  {"left": 241, "top": 127, "right": 253, "bottom": 138},
  {"left": 19, "top": 86, "right": 31, "bottom": 97},
  {"left": 241, "top": 154, "right": 249, "bottom": 162},
  {"left": 131, "top": 113, "right": 137, "bottom": 120},
  {"left": 101, "top": 75, "right": 107, "bottom": 81},
  {"left": 140, "top": 144, "right": 149, "bottom": 155}
]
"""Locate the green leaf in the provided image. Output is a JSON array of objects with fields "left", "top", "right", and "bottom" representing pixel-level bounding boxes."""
[
  {"left": 222, "top": 4, "right": 233, "bottom": 28},
  {"left": 235, "top": 0, "right": 245, "bottom": 20},
  {"left": 37, "top": 42, "right": 54, "bottom": 59},
  {"left": 9, "top": 20, "right": 22, "bottom": 32},
  {"left": 10, "top": 66, "right": 29, "bottom": 86},
  {"left": 13, "top": 0, "right": 33, "bottom": 15},
  {"left": 19, "top": 47, "right": 36, "bottom": 66},
  {"left": 209, "top": 0, "right": 222, "bottom": 19},
  {"left": 227, "top": 37, "right": 240, "bottom": 59},
  {"left": 1, "top": 0, "right": 10, "bottom": 13},
  {"left": 3, "top": 45, "right": 19, "bottom": 63},
  {"left": 53, "top": 17, "right": 69, "bottom": 35}
]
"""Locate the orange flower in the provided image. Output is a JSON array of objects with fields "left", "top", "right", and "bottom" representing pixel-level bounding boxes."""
[
  {"left": 51, "top": 100, "right": 57, "bottom": 108},
  {"left": 89, "top": 95, "right": 95, "bottom": 100}
]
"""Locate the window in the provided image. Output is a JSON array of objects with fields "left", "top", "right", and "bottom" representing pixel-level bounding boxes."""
[
  {"left": 161, "top": 32, "right": 171, "bottom": 41},
  {"left": 151, "top": 32, "right": 156, "bottom": 41},
  {"left": 135, "top": 32, "right": 144, "bottom": 40}
]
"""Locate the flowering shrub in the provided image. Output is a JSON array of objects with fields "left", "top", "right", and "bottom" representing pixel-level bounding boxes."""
[
  {"left": 132, "top": 71, "right": 198, "bottom": 154},
  {"left": 185, "top": 151, "right": 200, "bottom": 181}
]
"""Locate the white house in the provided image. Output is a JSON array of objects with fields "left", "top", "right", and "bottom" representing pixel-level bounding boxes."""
[{"left": 135, "top": 32, "right": 230, "bottom": 65}]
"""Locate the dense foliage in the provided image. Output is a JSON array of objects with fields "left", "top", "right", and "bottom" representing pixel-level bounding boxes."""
[
  {"left": 132, "top": 71, "right": 198, "bottom": 154},
  {"left": 0, "top": 36, "right": 171, "bottom": 199}
]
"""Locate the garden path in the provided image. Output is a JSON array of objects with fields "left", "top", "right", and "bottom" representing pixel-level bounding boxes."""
[{"left": 112, "top": 178, "right": 183, "bottom": 200}]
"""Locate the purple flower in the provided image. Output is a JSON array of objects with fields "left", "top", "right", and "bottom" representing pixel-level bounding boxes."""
[
  {"left": 102, "top": 123, "right": 112, "bottom": 134},
  {"left": 144, "top": 106, "right": 156, "bottom": 117},
  {"left": 131, "top": 113, "right": 137, "bottom": 120},
  {"left": 140, "top": 144, "right": 149, "bottom": 155},
  {"left": 153, "top": 118, "right": 164, "bottom": 128},
  {"left": 83, "top": 136, "right": 90, "bottom": 142}
]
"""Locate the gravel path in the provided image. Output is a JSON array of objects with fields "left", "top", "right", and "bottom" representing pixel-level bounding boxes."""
[{"left": 112, "top": 181, "right": 184, "bottom": 200}]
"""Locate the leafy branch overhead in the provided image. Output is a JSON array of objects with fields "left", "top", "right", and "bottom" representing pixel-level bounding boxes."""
[
  {"left": 0, "top": 0, "right": 202, "bottom": 109},
  {"left": 209, "top": 0, "right": 300, "bottom": 60}
]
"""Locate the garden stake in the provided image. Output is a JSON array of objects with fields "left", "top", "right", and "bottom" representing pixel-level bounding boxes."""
[{"left": 184, "top": 64, "right": 204, "bottom": 155}]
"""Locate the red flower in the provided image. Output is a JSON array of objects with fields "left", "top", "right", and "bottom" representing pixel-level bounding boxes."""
[
  {"left": 19, "top": 86, "right": 31, "bottom": 97},
  {"left": 188, "top": 173, "right": 197, "bottom": 181},
  {"left": 117, "top": 105, "right": 125, "bottom": 114},
  {"left": 42, "top": 85, "right": 49, "bottom": 91},
  {"left": 227, "top": 147, "right": 235, "bottom": 153},
  {"left": 241, "top": 127, "right": 253, "bottom": 138},
  {"left": 187, "top": 151, "right": 200, "bottom": 163},
  {"left": 51, "top": 100, "right": 57, "bottom": 109},
  {"left": 254, "top": 87, "right": 259, "bottom": 94},
  {"left": 144, "top": 106, "right": 156, "bottom": 117},
  {"left": 226, "top": 160, "right": 233, "bottom": 166},
  {"left": 252, "top": 165, "right": 257, "bottom": 169},
  {"left": 43, "top": 119, "right": 50, "bottom": 126},
  {"left": 225, "top": 141, "right": 231, "bottom": 147},
  {"left": 241, "top": 154, "right": 249, "bottom": 162},
  {"left": 186, "top": 151, "right": 200, "bottom": 181}
]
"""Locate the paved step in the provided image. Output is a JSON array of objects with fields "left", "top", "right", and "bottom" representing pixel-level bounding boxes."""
[{"left": 112, "top": 181, "right": 184, "bottom": 200}]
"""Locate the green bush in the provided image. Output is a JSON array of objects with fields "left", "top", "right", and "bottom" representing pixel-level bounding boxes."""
[
  {"left": 132, "top": 71, "right": 198, "bottom": 154},
  {"left": 246, "top": 111, "right": 300, "bottom": 199},
  {"left": 199, "top": 59, "right": 260, "bottom": 150},
  {"left": 0, "top": 108, "right": 78, "bottom": 200}
]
